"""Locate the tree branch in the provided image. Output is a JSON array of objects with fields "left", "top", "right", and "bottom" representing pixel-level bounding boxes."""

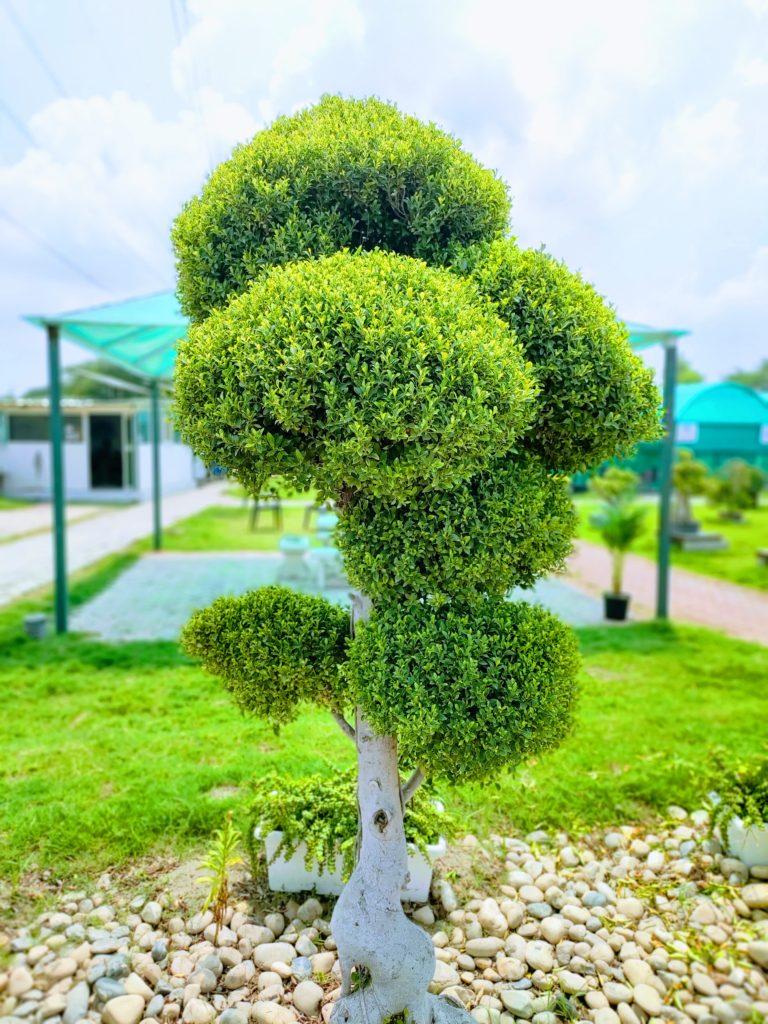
[
  {"left": 401, "top": 767, "right": 426, "bottom": 805},
  {"left": 332, "top": 711, "right": 356, "bottom": 741}
]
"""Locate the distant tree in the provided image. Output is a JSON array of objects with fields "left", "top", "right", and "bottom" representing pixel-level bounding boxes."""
[
  {"left": 588, "top": 466, "right": 640, "bottom": 505},
  {"left": 672, "top": 448, "right": 710, "bottom": 526},
  {"left": 726, "top": 359, "right": 768, "bottom": 392},
  {"left": 23, "top": 359, "right": 146, "bottom": 401},
  {"left": 676, "top": 355, "right": 705, "bottom": 384}
]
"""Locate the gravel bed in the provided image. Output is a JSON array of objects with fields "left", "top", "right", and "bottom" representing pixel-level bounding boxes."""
[{"left": 1, "top": 805, "right": 767, "bottom": 1024}]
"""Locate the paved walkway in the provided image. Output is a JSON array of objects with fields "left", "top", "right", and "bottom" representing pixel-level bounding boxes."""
[
  {"left": 70, "top": 552, "right": 351, "bottom": 640},
  {"left": 71, "top": 555, "right": 605, "bottom": 642},
  {"left": 566, "top": 539, "right": 768, "bottom": 645},
  {"left": 0, "top": 482, "right": 231, "bottom": 606},
  {"left": 0, "top": 502, "right": 108, "bottom": 542}
]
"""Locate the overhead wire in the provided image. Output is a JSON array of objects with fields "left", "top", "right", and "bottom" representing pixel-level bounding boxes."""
[
  {"left": 0, "top": 205, "right": 108, "bottom": 291},
  {"left": 170, "top": 0, "right": 214, "bottom": 173},
  {"left": 0, "top": 2, "right": 171, "bottom": 287}
]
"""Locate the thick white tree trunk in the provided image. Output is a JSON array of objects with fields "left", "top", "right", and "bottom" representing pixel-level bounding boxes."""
[{"left": 329, "top": 595, "right": 473, "bottom": 1024}]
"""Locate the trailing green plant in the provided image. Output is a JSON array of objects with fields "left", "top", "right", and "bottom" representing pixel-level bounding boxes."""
[
  {"left": 594, "top": 501, "right": 647, "bottom": 595},
  {"left": 248, "top": 769, "right": 456, "bottom": 880},
  {"left": 588, "top": 466, "right": 640, "bottom": 505},
  {"left": 196, "top": 812, "right": 243, "bottom": 944},
  {"left": 672, "top": 448, "right": 710, "bottom": 526},
  {"left": 708, "top": 754, "right": 768, "bottom": 834}
]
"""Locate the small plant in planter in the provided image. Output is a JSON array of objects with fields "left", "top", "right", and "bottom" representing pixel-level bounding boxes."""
[
  {"left": 594, "top": 500, "right": 647, "bottom": 620},
  {"left": 672, "top": 449, "right": 710, "bottom": 533},
  {"left": 248, "top": 770, "right": 455, "bottom": 901},
  {"left": 709, "top": 756, "right": 768, "bottom": 868}
]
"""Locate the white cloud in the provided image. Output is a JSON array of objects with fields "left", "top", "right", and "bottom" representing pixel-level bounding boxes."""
[
  {"left": 660, "top": 99, "right": 742, "bottom": 172},
  {"left": 737, "top": 56, "right": 768, "bottom": 85}
]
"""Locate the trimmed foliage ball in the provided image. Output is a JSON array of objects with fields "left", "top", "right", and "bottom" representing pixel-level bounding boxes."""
[
  {"left": 174, "top": 250, "right": 538, "bottom": 500},
  {"left": 181, "top": 587, "right": 351, "bottom": 726},
  {"left": 347, "top": 600, "right": 580, "bottom": 783},
  {"left": 457, "top": 240, "right": 661, "bottom": 473},
  {"left": 337, "top": 460, "right": 576, "bottom": 604},
  {"left": 173, "top": 94, "right": 510, "bottom": 322}
]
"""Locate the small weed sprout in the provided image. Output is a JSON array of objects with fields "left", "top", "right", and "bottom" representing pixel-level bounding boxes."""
[{"left": 197, "top": 813, "right": 243, "bottom": 944}]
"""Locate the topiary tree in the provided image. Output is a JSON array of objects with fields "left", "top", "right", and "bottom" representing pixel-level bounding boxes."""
[
  {"left": 672, "top": 448, "right": 710, "bottom": 528},
  {"left": 174, "top": 96, "right": 660, "bottom": 1024}
]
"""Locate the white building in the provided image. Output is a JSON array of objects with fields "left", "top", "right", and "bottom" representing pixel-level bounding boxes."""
[{"left": 0, "top": 398, "right": 204, "bottom": 502}]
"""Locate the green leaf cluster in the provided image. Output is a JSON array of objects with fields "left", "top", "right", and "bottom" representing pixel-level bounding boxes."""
[
  {"left": 249, "top": 769, "right": 454, "bottom": 880},
  {"left": 587, "top": 466, "right": 640, "bottom": 505},
  {"left": 345, "top": 601, "right": 581, "bottom": 783},
  {"left": 173, "top": 94, "right": 510, "bottom": 323},
  {"left": 708, "top": 459, "right": 765, "bottom": 514},
  {"left": 337, "top": 459, "right": 575, "bottom": 604},
  {"left": 180, "top": 587, "right": 350, "bottom": 726},
  {"left": 174, "top": 250, "right": 537, "bottom": 500},
  {"left": 456, "top": 240, "right": 662, "bottom": 472},
  {"left": 707, "top": 753, "right": 768, "bottom": 834}
]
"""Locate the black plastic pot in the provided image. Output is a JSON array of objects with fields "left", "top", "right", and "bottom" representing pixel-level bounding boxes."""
[{"left": 603, "top": 592, "right": 630, "bottom": 621}]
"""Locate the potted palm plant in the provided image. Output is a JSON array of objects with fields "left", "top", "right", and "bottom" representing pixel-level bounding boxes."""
[{"left": 595, "top": 500, "right": 647, "bottom": 620}]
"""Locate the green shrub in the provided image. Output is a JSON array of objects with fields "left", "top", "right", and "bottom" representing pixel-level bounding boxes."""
[
  {"left": 455, "top": 240, "right": 661, "bottom": 473},
  {"left": 180, "top": 587, "right": 350, "bottom": 726},
  {"left": 174, "top": 249, "right": 538, "bottom": 500},
  {"left": 249, "top": 769, "right": 455, "bottom": 880},
  {"left": 587, "top": 466, "right": 640, "bottom": 505},
  {"left": 346, "top": 600, "right": 581, "bottom": 783},
  {"left": 708, "top": 459, "right": 765, "bottom": 515},
  {"left": 173, "top": 95, "right": 510, "bottom": 322},
  {"left": 672, "top": 448, "right": 709, "bottom": 525},
  {"left": 337, "top": 459, "right": 575, "bottom": 603}
]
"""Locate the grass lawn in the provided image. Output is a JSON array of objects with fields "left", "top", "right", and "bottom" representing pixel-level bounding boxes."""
[
  {"left": 159, "top": 504, "right": 318, "bottom": 552},
  {"left": 574, "top": 493, "right": 768, "bottom": 591},
  {"left": 2, "top": 558, "right": 767, "bottom": 896},
  {"left": 0, "top": 497, "right": 32, "bottom": 510}
]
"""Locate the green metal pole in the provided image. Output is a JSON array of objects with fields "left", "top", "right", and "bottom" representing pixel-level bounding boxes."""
[
  {"left": 47, "top": 323, "right": 68, "bottom": 634},
  {"left": 656, "top": 337, "right": 678, "bottom": 620},
  {"left": 150, "top": 380, "right": 162, "bottom": 550}
]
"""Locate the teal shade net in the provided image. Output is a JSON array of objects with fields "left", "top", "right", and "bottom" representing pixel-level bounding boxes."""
[
  {"left": 27, "top": 294, "right": 688, "bottom": 381},
  {"left": 26, "top": 292, "right": 187, "bottom": 381}
]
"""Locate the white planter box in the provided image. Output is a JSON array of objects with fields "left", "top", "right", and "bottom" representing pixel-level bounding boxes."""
[
  {"left": 726, "top": 817, "right": 768, "bottom": 868},
  {"left": 260, "top": 830, "right": 446, "bottom": 903}
]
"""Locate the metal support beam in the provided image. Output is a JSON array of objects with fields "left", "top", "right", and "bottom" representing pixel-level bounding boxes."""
[
  {"left": 656, "top": 337, "right": 678, "bottom": 620},
  {"left": 150, "top": 380, "right": 162, "bottom": 550},
  {"left": 47, "top": 323, "right": 68, "bottom": 633}
]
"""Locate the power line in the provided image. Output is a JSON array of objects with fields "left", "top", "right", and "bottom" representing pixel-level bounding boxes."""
[
  {"left": 0, "top": 96, "right": 36, "bottom": 147},
  {"left": 169, "top": 0, "right": 213, "bottom": 172},
  {"left": 0, "top": 205, "right": 107, "bottom": 291},
  {"left": 2, "top": 0, "right": 68, "bottom": 98}
]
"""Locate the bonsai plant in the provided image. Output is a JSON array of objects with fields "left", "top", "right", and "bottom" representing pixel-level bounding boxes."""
[
  {"left": 173, "top": 96, "right": 660, "bottom": 1024},
  {"left": 588, "top": 466, "right": 640, "bottom": 506},
  {"left": 709, "top": 756, "right": 768, "bottom": 868},
  {"left": 671, "top": 448, "right": 710, "bottom": 532},
  {"left": 248, "top": 769, "right": 454, "bottom": 900},
  {"left": 594, "top": 500, "right": 647, "bottom": 620},
  {"left": 708, "top": 458, "right": 765, "bottom": 521}
]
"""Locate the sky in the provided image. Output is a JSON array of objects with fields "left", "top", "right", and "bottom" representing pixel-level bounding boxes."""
[{"left": 0, "top": 0, "right": 766, "bottom": 395}]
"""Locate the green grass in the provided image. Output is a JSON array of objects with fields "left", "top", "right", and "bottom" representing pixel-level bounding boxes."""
[
  {"left": 159, "top": 505, "right": 317, "bottom": 552},
  {"left": 0, "top": 496, "right": 32, "bottom": 510},
  {"left": 1, "top": 557, "right": 766, "bottom": 894},
  {"left": 575, "top": 494, "right": 768, "bottom": 591}
]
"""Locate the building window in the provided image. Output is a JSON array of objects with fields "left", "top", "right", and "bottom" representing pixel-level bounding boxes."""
[
  {"left": 8, "top": 414, "right": 83, "bottom": 442},
  {"left": 675, "top": 422, "right": 699, "bottom": 444}
]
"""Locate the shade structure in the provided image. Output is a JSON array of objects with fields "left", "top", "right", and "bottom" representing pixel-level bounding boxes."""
[
  {"left": 26, "top": 292, "right": 187, "bottom": 381},
  {"left": 26, "top": 290, "right": 688, "bottom": 633}
]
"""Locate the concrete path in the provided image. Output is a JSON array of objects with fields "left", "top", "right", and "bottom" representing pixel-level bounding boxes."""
[
  {"left": 70, "top": 551, "right": 350, "bottom": 641},
  {"left": 0, "top": 482, "right": 230, "bottom": 606},
  {"left": 0, "top": 502, "right": 108, "bottom": 542},
  {"left": 566, "top": 539, "right": 768, "bottom": 646},
  {"left": 71, "top": 554, "right": 605, "bottom": 642}
]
